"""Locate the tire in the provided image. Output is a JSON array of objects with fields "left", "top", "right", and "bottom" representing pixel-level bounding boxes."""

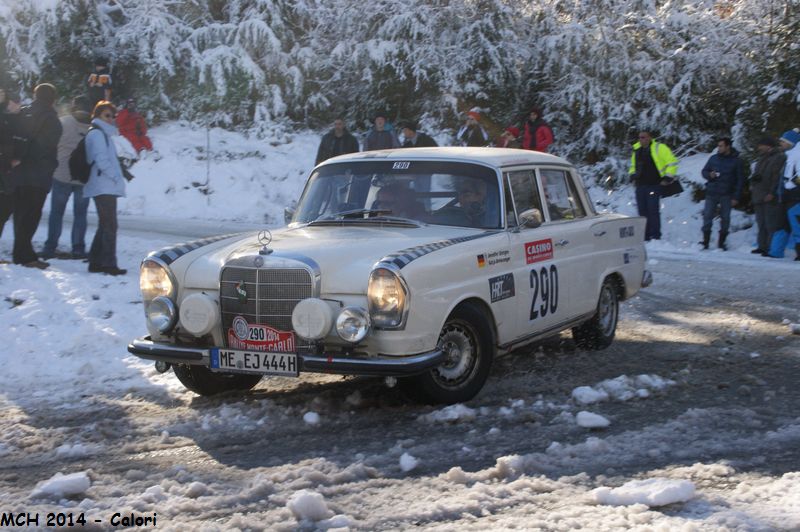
[
  {"left": 404, "top": 303, "right": 495, "bottom": 404},
  {"left": 572, "top": 277, "right": 619, "bottom": 350},
  {"left": 172, "top": 365, "right": 262, "bottom": 396}
]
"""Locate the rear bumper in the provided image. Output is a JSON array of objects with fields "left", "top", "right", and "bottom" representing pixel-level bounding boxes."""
[{"left": 127, "top": 336, "right": 446, "bottom": 377}]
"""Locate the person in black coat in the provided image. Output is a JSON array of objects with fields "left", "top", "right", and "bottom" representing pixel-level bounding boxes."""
[
  {"left": 315, "top": 118, "right": 359, "bottom": 165},
  {"left": 399, "top": 121, "right": 438, "bottom": 148},
  {"left": 0, "top": 89, "right": 23, "bottom": 241},
  {"left": 11, "top": 83, "right": 63, "bottom": 268}
]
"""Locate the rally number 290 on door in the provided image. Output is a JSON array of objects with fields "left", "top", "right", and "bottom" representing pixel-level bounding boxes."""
[{"left": 129, "top": 147, "right": 652, "bottom": 404}]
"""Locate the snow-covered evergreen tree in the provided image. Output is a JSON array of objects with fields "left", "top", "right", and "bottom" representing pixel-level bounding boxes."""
[{"left": 0, "top": 0, "right": 797, "bottom": 172}]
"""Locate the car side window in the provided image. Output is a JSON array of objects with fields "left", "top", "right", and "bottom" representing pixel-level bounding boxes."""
[
  {"left": 540, "top": 169, "right": 586, "bottom": 221},
  {"left": 505, "top": 169, "right": 543, "bottom": 228}
]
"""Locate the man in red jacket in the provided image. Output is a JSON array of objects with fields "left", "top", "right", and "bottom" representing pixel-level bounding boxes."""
[
  {"left": 521, "top": 107, "right": 554, "bottom": 153},
  {"left": 116, "top": 98, "right": 153, "bottom": 154}
]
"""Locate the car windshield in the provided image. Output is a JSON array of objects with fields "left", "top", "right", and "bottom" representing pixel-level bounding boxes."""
[{"left": 293, "top": 161, "right": 501, "bottom": 229}]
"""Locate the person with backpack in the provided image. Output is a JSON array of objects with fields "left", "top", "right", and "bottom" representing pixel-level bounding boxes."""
[
  {"left": 11, "top": 83, "right": 62, "bottom": 269},
  {"left": 41, "top": 96, "right": 92, "bottom": 260},
  {"left": 83, "top": 101, "right": 127, "bottom": 276}
]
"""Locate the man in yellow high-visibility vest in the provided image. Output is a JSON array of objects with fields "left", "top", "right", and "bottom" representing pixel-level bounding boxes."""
[{"left": 628, "top": 131, "right": 678, "bottom": 240}]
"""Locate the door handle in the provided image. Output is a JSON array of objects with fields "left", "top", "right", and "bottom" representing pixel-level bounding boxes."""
[
  {"left": 593, "top": 230, "right": 606, "bottom": 237},
  {"left": 555, "top": 239, "right": 569, "bottom": 247}
]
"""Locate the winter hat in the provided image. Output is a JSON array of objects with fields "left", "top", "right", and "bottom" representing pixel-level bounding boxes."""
[
  {"left": 399, "top": 120, "right": 418, "bottom": 132},
  {"left": 757, "top": 136, "right": 777, "bottom": 148},
  {"left": 780, "top": 129, "right": 800, "bottom": 148},
  {"left": 504, "top": 126, "right": 520, "bottom": 137},
  {"left": 467, "top": 111, "right": 481, "bottom": 121}
]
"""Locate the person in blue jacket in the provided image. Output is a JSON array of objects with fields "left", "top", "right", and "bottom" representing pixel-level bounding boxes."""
[
  {"left": 83, "top": 100, "right": 127, "bottom": 275},
  {"left": 700, "top": 137, "right": 744, "bottom": 250}
]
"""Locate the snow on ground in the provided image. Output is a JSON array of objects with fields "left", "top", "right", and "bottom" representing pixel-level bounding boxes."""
[{"left": 1, "top": 121, "right": 799, "bottom": 530}]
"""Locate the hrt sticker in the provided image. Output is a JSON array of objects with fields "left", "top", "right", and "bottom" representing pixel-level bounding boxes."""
[
  {"left": 524, "top": 239, "right": 553, "bottom": 264},
  {"left": 488, "top": 273, "right": 515, "bottom": 303}
]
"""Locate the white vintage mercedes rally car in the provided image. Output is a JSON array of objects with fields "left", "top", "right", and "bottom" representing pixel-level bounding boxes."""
[{"left": 129, "top": 147, "right": 651, "bottom": 404}]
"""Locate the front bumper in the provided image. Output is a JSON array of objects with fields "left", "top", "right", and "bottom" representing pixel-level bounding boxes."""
[{"left": 127, "top": 336, "right": 446, "bottom": 377}]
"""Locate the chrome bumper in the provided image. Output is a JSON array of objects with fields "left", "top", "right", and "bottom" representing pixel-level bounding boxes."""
[
  {"left": 642, "top": 269, "right": 653, "bottom": 288},
  {"left": 127, "top": 336, "right": 446, "bottom": 377}
]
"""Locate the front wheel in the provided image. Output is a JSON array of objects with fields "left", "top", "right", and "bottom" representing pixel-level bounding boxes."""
[
  {"left": 173, "top": 365, "right": 262, "bottom": 396},
  {"left": 572, "top": 277, "right": 619, "bottom": 350},
  {"left": 404, "top": 303, "right": 494, "bottom": 404}
]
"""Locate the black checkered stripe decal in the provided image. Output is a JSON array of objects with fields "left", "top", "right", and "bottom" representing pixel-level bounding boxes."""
[
  {"left": 148, "top": 233, "right": 245, "bottom": 265},
  {"left": 378, "top": 232, "right": 500, "bottom": 270}
]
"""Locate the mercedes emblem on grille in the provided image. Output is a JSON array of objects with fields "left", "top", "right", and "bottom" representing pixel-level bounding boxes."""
[{"left": 258, "top": 229, "right": 273, "bottom": 255}]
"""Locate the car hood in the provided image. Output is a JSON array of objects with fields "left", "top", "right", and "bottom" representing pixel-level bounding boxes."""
[{"left": 180, "top": 224, "right": 488, "bottom": 294}]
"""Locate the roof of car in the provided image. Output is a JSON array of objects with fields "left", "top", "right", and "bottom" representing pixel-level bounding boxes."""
[{"left": 320, "top": 147, "right": 571, "bottom": 169}]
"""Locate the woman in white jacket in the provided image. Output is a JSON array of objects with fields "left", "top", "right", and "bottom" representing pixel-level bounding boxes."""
[{"left": 84, "top": 101, "right": 126, "bottom": 275}]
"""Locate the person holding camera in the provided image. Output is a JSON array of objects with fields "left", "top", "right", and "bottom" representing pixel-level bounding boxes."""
[
  {"left": 750, "top": 137, "right": 786, "bottom": 256},
  {"left": 699, "top": 137, "right": 744, "bottom": 251}
]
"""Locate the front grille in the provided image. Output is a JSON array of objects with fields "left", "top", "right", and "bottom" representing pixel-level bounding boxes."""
[{"left": 220, "top": 264, "right": 314, "bottom": 350}]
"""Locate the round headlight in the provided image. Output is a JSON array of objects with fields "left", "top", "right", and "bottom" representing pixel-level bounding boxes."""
[
  {"left": 140, "top": 259, "right": 175, "bottom": 302},
  {"left": 368, "top": 267, "right": 408, "bottom": 328},
  {"left": 335, "top": 306, "right": 370, "bottom": 343},
  {"left": 146, "top": 296, "right": 178, "bottom": 334}
]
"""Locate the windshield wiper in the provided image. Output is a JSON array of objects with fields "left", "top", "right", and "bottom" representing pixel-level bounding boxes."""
[
  {"left": 306, "top": 209, "right": 423, "bottom": 227},
  {"left": 318, "top": 208, "right": 393, "bottom": 220}
]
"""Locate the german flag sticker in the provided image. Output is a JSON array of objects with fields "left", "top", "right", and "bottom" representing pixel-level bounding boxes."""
[{"left": 477, "top": 254, "right": 486, "bottom": 268}]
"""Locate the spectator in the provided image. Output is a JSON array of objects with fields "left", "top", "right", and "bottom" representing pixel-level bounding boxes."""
[
  {"left": 87, "top": 56, "right": 112, "bottom": 108},
  {"left": 315, "top": 118, "right": 359, "bottom": 164},
  {"left": 11, "top": 83, "right": 62, "bottom": 269},
  {"left": 0, "top": 89, "right": 23, "bottom": 241},
  {"left": 749, "top": 136, "right": 786, "bottom": 256},
  {"left": 364, "top": 112, "right": 400, "bottom": 151},
  {"left": 777, "top": 129, "right": 800, "bottom": 261},
  {"left": 116, "top": 98, "right": 153, "bottom": 155},
  {"left": 628, "top": 131, "right": 678, "bottom": 241},
  {"left": 456, "top": 111, "right": 489, "bottom": 147},
  {"left": 399, "top": 121, "right": 437, "bottom": 148},
  {"left": 496, "top": 126, "right": 520, "bottom": 148},
  {"left": 521, "top": 107, "right": 554, "bottom": 153},
  {"left": 83, "top": 101, "right": 127, "bottom": 276},
  {"left": 41, "top": 96, "right": 93, "bottom": 260},
  {"left": 699, "top": 138, "right": 744, "bottom": 250}
]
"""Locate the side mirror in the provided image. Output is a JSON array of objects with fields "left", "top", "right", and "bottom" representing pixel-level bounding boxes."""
[
  {"left": 284, "top": 203, "right": 296, "bottom": 225},
  {"left": 518, "top": 208, "right": 543, "bottom": 229}
]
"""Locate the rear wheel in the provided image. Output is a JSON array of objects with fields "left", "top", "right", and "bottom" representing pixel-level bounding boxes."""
[
  {"left": 404, "top": 303, "right": 494, "bottom": 404},
  {"left": 572, "top": 277, "right": 619, "bottom": 350},
  {"left": 172, "top": 365, "right": 262, "bottom": 396}
]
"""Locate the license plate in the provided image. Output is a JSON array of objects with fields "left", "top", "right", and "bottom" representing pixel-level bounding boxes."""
[{"left": 210, "top": 348, "right": 299, "bottom": 376}]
